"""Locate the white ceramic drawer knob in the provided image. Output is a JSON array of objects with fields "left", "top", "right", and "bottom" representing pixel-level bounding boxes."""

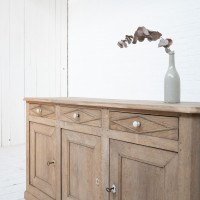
[
  {"left": 133, "top": 121, "right": 141, "bottom": 128},
  {"left": 36, "top": 108, "right": 42, "bottom": 114},
  {"left": 73, "top": 113, "right": 80, "bottom": 119}
]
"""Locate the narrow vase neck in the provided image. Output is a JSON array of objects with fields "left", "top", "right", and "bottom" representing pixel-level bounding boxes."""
[{"left": 169, "top": 52, "right": 175, "bottom": 69}]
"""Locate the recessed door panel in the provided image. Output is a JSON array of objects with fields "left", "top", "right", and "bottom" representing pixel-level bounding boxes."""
[
  {"left": 62, "top": 129, "right": 101, "bottom": 200},
  {"left": 110, "top": 139, "right": 178, "bottom": 200},
  {"left": 30, "top": 122, "right": 57, "bottom": 199}
]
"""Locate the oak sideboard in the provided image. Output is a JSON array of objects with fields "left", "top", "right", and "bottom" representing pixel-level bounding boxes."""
[{"left": 24, "top": 97, "right": 200, "bottom": 200}]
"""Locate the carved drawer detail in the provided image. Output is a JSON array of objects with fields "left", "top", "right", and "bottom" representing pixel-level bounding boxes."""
[
  {"left": 29, "top": 104, "right": 56, "bottom": 119},
  {"left": 60, "top": 106, "right": 102, "bottom": 127},
  {"left": 110, "top": 111, "right": 179, "bottom": 140}
]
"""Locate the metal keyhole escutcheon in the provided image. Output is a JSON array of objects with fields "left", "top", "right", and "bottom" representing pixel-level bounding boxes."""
[
  {"left": 47, "top": 160, "right": 55, "bottom": 166},
  {"left": 106, "top": 184, "right": 116, "bottom": 194}
]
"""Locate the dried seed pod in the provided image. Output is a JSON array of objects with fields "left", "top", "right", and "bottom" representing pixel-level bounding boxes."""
[
  {"left": 135, "top": 27, "right": 144, "bottom": 37},
  {"left": 117, "top": 26, "right": 172, "bottom": 53},
  {"left": 158, "top": 38, "right": 173, "bottom": 48},
  {"left": 132, "top": 36, "right": 138, "bottom": 44},
  {"left": 149, "top": 31, "right": 162, "bottom": 41},
  {"left": 134, "top": 27, "right": 161, "bottom": 42},
  {"left": 165, "top": 38, "right": 173, "bottom": 47},
  {"left": 158, "top": 38, "right": 168, "bottom": 47},
  {"left": 147, "top": 35, "right": 153, "bottom": 42},
  {"left": 122, "top": 40, "right": 128, "bottom": 48},
  {"left": 138, "top": 36, "right": 145, "bottom": 42},
  {"left": 117, "top": 41, "right": 124, "bottom": 48},
  {"left": 142, "top": 27, "right": 150, "bottom": 36},
  {"left": 125, "top": 35, "right": 132, "bottom": 44}
]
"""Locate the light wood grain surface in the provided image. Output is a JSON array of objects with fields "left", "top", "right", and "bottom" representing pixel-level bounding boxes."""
[
  {"left": 25, "top": 97, "right": 200, "bottom": 114},
  {"left": 25, "top": 99, "right": 200, "bottom": 200}
]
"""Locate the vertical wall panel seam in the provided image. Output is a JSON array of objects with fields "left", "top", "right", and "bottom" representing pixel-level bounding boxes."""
[
  {"left": 59, "top": 0, "right": 62, "bottom": 96},
  {"left": 8, "top": 0, "right": 11, "bottom": 144},
  {"left": 24, "top": 0, "right": 26, "bottom": 100},
  {"left": 0, "top": 75, "right": 1, "bottom": 146},
  {"left": 55, "top": 0, "right": 60, "bottom": 97},
  {"left": 24, "top": 0, "right": 26, "bottom": 144},
  {"left": 67, "top": 0, "right": 69, "bottom": 97},
  {"left": 53, "top": 0, "right": 57, "bottom": 94},
  {"left": 59, "top": 1, "right": 63, "bottom": 96},
  {"left": 36, "top": 59, "right": 37, "bottom": 96},
  {"left": 48, "top": 0, "right": 50, "bottom": 96}
]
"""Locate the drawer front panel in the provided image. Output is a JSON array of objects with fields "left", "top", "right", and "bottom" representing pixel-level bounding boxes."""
[
  {"left": 110, "top": 111, "right": 178, "bottom": 140},
  {"left": 29, "top": 104, "right": 56, "bottom": 119},
  {"left": 60, "top": 106, "right": 102, "bottom": 127}
]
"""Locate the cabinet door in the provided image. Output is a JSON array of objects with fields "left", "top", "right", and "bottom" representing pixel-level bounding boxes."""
[
  {"left": 30, "top": 122, "right": 59, "bottom": 199},
  {"left": 109, "top": 140, "right": 178, "bottom": 200},
  {"left": 62, "top": 129, "right": 101, "bottom": 200}
]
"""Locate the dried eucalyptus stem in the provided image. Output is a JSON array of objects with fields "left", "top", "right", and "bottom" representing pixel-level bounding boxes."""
[{"left": 117, "top": 26, "right": 173, "bottom": 54}]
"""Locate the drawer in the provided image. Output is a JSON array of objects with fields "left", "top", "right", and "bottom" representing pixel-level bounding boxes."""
[
  {"left": 29, "top": 104, "right": 56, "bottom": 119},
  {"left": 60, "top": 106, "right": 102, "bottom": 127},
  {"left": 110, "top": 111, "right": 179, "bottom": 140}
]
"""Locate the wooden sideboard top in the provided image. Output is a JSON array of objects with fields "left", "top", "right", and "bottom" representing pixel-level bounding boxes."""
[{"left": 24, "top": 97, "right": 200, "bottom": 114}]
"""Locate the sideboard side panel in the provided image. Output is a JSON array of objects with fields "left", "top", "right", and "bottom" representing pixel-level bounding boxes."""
[
  {"left": 26, "top": 102, "right": 30, "bottom": 190},
  {"left": 179, "top": 115, "right": 200, "bottom": 200}
]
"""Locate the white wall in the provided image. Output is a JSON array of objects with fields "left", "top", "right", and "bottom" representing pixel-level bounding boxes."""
[
  {"left": 25, "top": 0, "right": 68, "bottom": 97},
  {"left": 1, "top": 0, "right": 200, "bottom": 146},
  {"left": 0, "top": 0, "right": 25, "bottom": 147},
  {"left": 68, "top": 0, "right": 200, "bottom": 102},
  {"left": 0, "top": 0, "right": 67, "bottom": 147}
]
